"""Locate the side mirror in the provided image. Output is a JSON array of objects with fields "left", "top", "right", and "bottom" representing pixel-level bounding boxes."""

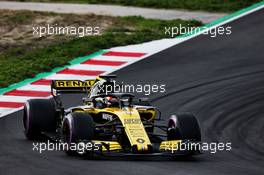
[
  {"left": 139, "top": 98, "right": 149, "bottom": 102},
  {"left": 135, "top": 98, "right": 151, "bottom": 106}
]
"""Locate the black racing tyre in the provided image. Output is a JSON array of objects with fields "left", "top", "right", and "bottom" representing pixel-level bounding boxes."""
[
  {"left": 167, "top": 113, "right": 201, "bottom": 142},
  {"left": 23, "top": 98, "right": 57, "bottom": 140},
  {"left": 62, "top": 112, "right": 94, "bottom": 156}
]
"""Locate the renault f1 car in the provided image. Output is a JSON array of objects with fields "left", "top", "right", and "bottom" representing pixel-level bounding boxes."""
[{"left": 23, "top": 75, "right": 201, "bottom": 158}]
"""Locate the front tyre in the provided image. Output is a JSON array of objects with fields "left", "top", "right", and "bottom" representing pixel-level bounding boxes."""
[
  {"left": 62, "top": 112, "right": 94, "bottom": 157},
  {"left": 167, "top": 113, "right": 201, "bottom": 156},
  {"left": 167, "top": 113, "right": 201, "bottom": 141}
]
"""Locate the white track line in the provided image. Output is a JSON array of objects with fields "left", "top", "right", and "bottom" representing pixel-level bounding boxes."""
[
  {"left": 92, "top": 55, "right": 141, "bottom": 62},
  {"left": 0, "top": 108, "right": 15, "bottom": 113},
  {"left": 17, "top": 85, "right": 51, "bottom": 92},
  {"left": 0, "top": 95, "right": 37, "bottom": 102},
  {"left": 110, "top": 38, "right": 186, "bottom": 53},
  {"left": 0, "top": 107, "right": 24, "bottom": 117},
  {"left": 69, "top": 64, "right": 120, "bottom": 72},
  {"left": 45, "top": 74, "right": 96, "bottom": 80}
]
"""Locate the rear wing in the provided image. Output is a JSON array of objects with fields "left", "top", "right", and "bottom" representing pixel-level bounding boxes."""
[{"left": 51, "top": 79, "right": 96, "bottom": 96}]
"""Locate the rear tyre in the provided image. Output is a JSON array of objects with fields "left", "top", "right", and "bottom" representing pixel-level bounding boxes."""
[
  {"left": 23, "top": 98, "right": 57, "bottom": 140},
  {"left": 167, "top": 113, "right": 201, "bottom": 141},
  {"left": 62, "top": 112, "right": 94, "bottom": 157}
]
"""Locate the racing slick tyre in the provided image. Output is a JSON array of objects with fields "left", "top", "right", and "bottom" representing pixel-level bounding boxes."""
[
  {"left": 167, "top": 113, "right": 201, "bottom": 142},
  {"left": 62, "top": 112, "right": 94, "bottom": 157},
  {"left": 23, "top": 98, "right": 57, "bottom": 140}
]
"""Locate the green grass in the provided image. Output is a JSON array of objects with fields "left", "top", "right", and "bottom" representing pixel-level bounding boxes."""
[
  {"left": 0, "top": 15, "right": 202, "bottom": 88},
  {"left": 15, "top": 0, "right": 263, "bottom": 12}
]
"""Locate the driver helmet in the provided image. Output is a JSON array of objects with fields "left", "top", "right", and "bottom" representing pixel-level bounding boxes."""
[
  {"left": 95, "top": 97, "right": 105, "bottom": 108},
  {"left": 105, "top": 96, "right": 118, "bottom": 107}
]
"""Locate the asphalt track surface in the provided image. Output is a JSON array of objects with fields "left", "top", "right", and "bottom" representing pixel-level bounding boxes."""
[{"left": 0, "top": 8, "right": 264, "bottom": 175}]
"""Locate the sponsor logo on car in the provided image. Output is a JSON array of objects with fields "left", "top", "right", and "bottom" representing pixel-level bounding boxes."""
[{"left": 102, "top": 113, "right": 113, "bottom": 121}]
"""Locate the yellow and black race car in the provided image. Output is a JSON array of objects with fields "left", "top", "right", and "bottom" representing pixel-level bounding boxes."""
[{"left": 23, "top": 75, "right": 201, "bottom": 158}]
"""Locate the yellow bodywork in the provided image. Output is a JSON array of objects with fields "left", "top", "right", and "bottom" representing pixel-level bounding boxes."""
[
  {"left": 75, "top": 107, "right": 153, "bottom": 152},
  {"left": 56, "top": 77, "right": 158, "bottom": 152},
  {"left": 115, "top": 108, "right": 151, "bottom": 152},
  {"left": 92, "top": 140, "right": 122, "bottom": 151},
  {"left": 159, "top": 140, "right": 181, "bottom": 153}
]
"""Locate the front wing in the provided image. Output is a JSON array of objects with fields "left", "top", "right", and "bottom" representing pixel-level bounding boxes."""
[{"left": 90, "top": 140, "right": 201, "bottom": 157}]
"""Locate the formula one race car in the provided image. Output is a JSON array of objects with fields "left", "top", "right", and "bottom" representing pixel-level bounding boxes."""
[{"left": 23, "top": 75, "right": 201, "bottom": 158}]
